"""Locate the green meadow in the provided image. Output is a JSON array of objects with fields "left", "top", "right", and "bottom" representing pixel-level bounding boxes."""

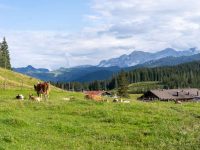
[
  {"left": 0, "top": 68, "right": 200, "bottom": 149},
  {"left": 0, "top": 89, "right": 200, "bottom": 150}
]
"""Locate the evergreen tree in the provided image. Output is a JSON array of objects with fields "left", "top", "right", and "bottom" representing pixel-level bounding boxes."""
[
  {"left": 117, "top": 71, "right": 129, "bottom": 98},
  {"left": 0, "top": 37, "right": 11, "bottom": 69},
  {"left": 52, "top": 61, "right": 200, "bottom": 93},
  {"left": 115, "top": 76, "right": 118, "bottom": 89},
  {"left": 104, "top": 81, "right": 107, "bottom": 91},
  {"left": 0, "top": 42, "right": 3, "bottom": 67}
]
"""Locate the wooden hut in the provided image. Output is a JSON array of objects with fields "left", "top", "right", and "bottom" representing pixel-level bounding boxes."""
[{"left": 139, "top": 88, "right": 200, "bottom": 101}]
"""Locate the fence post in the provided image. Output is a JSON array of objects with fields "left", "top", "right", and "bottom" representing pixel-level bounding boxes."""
[{"left": 4, "top": 79, "right": 6, "bottom": 90}]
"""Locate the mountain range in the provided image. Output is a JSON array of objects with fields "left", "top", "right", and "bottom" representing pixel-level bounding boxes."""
[
  {"left": 13, "top": 48, "right": 200, "bottom": 82},
  {"left": 128, "top": 53, "right": 200, "bottom": 70},
  {"left": 98, "top": 48, "right": 199, "bottom": 67},
  {"left": 14, "top": 65, "right": 50, "bottom": 74},
  {"left": 13, "top": 66, "right": 121, "bottom": 82}
]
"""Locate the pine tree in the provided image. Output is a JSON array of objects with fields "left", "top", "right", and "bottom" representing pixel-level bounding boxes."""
[
  {"left": 0, "top": 42, "right": 3, "bottom": 67},
  {"left": 0, "top": 37, "right": 11, "bottom": 69},
  {"left": 103, "top": 81, "right": 107, "bottom": 91},
  {"left": 115, "top": 76, "right": 118, "bottom": 89},
  {"left": 117, "top": 71, "right": 129, "bottom": 98}
]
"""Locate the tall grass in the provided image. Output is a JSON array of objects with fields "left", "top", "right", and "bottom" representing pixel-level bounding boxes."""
[{"left": 0, "top": 89, "right": 200, "bottom": 149}]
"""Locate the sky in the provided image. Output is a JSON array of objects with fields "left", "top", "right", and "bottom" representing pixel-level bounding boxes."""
[{"left": 0, "top": 0, "right": 200, "bottom": 70}]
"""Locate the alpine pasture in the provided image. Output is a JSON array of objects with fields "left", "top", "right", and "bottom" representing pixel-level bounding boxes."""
[{"left": 0, "top": 68, "right": 200, "bottom": 149}]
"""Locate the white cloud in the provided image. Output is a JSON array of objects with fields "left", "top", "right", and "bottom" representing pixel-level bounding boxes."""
[
  {"left": 1, "top": 0, "right": 200, "bottom": 69},
  {"left": 87, "top": 0, "right": 200, "bottom": 51}
]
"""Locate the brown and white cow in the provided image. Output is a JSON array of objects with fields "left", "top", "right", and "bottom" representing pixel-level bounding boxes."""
[{"left": 34, "top": 82, "right": 50, "bottom": 100}]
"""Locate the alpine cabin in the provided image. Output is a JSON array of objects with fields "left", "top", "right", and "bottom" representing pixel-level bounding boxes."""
[{"left": 140, "top": 88, "right": 200, "bottom": 101}]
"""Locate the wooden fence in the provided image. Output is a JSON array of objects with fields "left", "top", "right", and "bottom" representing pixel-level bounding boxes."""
[{"left": 0, "top": 79, "right": 32, "bottom": 90}]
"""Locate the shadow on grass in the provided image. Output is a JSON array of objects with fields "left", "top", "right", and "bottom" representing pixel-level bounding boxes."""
[{"left": 1, "top": 118, "right": 29, "bottom": 127}]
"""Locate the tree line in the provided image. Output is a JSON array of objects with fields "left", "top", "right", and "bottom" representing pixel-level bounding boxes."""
[
  {"left": 0, "top": 37, "right": 11, "bottom": 69},
  {"left": 52, "top": 61, "right": 200, "bottom": 95}
]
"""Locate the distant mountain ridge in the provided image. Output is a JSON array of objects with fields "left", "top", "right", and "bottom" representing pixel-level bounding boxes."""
[
  {"left": 13, "top": 65, "right": 49, "bottom": 74},
  {"left": 98, "top": 48, "right": 199, "bottom": 67},
  {"left": 13, "top": 48, "right": 200, "bottom": 82},
  {"left": 129, "top": 53, "right": 200, "bottom": 70},
  {"left": 13, "top": 65, "right": 120, "bottom": 82}
]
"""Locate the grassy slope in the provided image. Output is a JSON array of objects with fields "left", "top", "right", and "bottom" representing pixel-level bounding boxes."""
[
  {"left": 0, "top": 68, "right": 60, "bottom": 91},
  {"left": 0, "top": 90, "right": 200, "bottom": 149},
  {"left": 0, "top": 69, "right": 200, "bottom": 149},
  {"left": 0, "top": 67, "right": 41, "bottom": 89}
]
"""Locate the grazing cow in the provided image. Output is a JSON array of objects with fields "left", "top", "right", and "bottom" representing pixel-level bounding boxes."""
[
  {"left": 123, "top": 100, "right": 130, "bottom": 103},
  {"left": 85, "top": 94, "right": 103, "bottom": 102},
  {"left": 113, "top": 98, "right": 119, "bottom": 103},
  {"left": 16, "top": 94, "right": 24, "bottom": 100},
  {"left": 34, "top": 82, "right": 50, "bottom": 100},
  {"left": 29, "top": 94, "right": 41, "bottom": 102},
  {"left": 175, "top": 100, "right": 182, "bottom": 104}
]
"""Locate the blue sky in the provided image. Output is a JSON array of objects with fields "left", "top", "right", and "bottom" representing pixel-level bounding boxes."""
[
  {"left": 1, "top": 0, "right": 200, "bottom": 69},
  {"left": 0, "top": 0, "right": 90, "bottom": 31}
]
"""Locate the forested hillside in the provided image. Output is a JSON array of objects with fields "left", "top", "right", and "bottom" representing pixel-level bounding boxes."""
[
  {"left": 124, "top": 61, "right": 200, "bottom": 89},
  {"left": 54, "top": 61, "right": 200, "bottom": 92}
]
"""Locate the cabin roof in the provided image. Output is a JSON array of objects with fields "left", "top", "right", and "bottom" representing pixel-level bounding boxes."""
[{"left": 149, "top": 88, "right": 200, "bottom": 100}]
